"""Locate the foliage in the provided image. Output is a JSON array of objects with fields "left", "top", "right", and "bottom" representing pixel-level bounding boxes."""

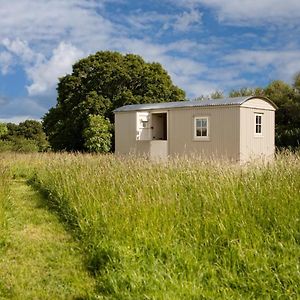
[
  {"left": 0, "top": 123, "right": 8, "bottom": 138},
  {"left": 0, "top": 138, "right": 39, "bottom": 153},
  {"left": 20, "top": 152, "right": 300, "bottom": 299},
  {"left": 0, "top": 120, "right": 49, "bottom": 152},
  {"left": 263, "top": 80, "right": 300, "bottom": 148},
  {"left": 83, "top": 115, "right": 112, "bottom": 153},
  {"left": 43, "top": 51, "right": 185, "bottom": 151},
  {"left": 229, "top": 87, "right": 264, "bottom": 97},
  {"left": 263, "top": 80, "right": 295, "bottom": 106},
  {"left": 210, "top": 90, "right": 224, "bottom": 99}
]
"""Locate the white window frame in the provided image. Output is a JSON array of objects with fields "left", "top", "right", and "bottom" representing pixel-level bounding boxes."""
[
  {"left": 254, "top": 113, "right": 263, "bottom": 137},
  {"left": 194, "top": 116, "right": 210, "bottom": 141}
]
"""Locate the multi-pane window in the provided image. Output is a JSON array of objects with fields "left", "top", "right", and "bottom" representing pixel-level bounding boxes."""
[
  {"left": 194, "top": 117, "right": 209, "bottom": 138},
  {"left": 255, "top": 113, "right": 262, "bottom": 135}
]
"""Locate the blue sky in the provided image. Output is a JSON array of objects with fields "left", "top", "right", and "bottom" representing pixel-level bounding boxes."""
[{"left": 0, "top": 0, "right": 300, "bottom": 123}]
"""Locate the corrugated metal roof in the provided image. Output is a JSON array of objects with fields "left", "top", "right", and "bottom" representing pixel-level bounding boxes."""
[{"left": 113, "top": 96, "right": 276, "bottom": 112}]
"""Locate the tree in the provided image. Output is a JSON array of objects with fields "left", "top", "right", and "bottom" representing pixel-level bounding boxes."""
[
  {"left": 17, "top": 120, "right": 49, "bottom": 151},
  {"left": 210, "top": 90, "right": 224, "bottom": 99},
  {"left": 1, "top": 120, "right": 49, "bottom": 152},
  {"left": 264, "top": 80, "right": 295, "bottom": 107},
  {"left": 0, "top": 123, "right": 8, "bottom": 138},
  {"left": 229, "top": 87, "right": 264, "bottom": 98},
  {"left": 264, "top": 80, "right": 300, "bottom": 148},
  {"left": 83, "top": 115, "right": 112, "bottom": 153},
  {"left": 43, "top": 51, "right": 185, "bottom": 151}
]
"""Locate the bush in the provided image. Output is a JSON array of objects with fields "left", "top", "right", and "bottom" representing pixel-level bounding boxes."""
[
  {"left": 0, "top": 138, "right": 39, "bottom": 153},
  {"left": 276, "top": 127, "right": 300, "bottom": 148},
  {"left": 83, "top": 115, "right": 112, "bottom": 153}
]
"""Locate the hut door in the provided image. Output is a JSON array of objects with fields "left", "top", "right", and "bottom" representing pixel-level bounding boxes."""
[
  {"left": 151, "top": 113, "right": 167, "bottom": 140},
  {"left": 136, "top": 112, "right": 151, "bottom": 140}
]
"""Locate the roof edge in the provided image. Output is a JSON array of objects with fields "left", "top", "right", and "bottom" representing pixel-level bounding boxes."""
[{"left": 243, "top": 96, "right": 278, "bottom": 109}]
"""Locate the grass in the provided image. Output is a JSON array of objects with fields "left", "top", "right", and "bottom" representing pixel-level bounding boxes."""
[
  {"left": 0, "top": 169, "right": 96, "bottom": 299},
  {"left": 8, "top": 151, "right": 297, "bottom": 299},
  {"left": 0, "top": 158, "right": 10, "bottom": 252}
]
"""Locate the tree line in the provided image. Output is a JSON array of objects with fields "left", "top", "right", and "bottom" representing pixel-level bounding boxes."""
[
  {"left": 0, "top": 51, "right": 299, "bottom": 152},
  {"left": 0, "top": 120, "right": 49, "bottom": 152}
]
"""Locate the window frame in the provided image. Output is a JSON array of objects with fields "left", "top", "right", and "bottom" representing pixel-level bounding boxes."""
[
  {"left": 194, "top": 116, "right": 210, "bottom": 141},
  {"left": 254, "top": 113, "right": 263, "bottom": 137}
]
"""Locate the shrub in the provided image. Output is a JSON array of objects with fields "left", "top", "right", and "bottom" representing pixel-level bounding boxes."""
[{"left": 83, "top": 115, "right": 112, "bottom": 153}]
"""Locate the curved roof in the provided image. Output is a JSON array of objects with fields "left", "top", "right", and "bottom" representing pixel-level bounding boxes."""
[{"left": 113, "top": 96, "right": 277, "bottom": 112}]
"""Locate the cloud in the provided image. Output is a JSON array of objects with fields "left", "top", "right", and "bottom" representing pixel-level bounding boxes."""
[
  {"left": 2, "top": 38, "right": 41, "bottom": 64},
  {"left": 0, "top": 0, "right": 117, "bottom": 54},
  {"left": 224, "top": 49, "right": 300, "bottom": 81},
  {"left": 27, "top": 42, "right": 84, "bottom": 95},
  {"left": 172, "top": 0, "right": 300, "bottom": 26},
  {"left": 0, "top": 51, "right": 13, "bottom": 74},
  {"left": 122, "top": 9, "right": 202, "bottom": 35},
  {"left": 173, "top": 10, "right": 202, "bottom": 32}
]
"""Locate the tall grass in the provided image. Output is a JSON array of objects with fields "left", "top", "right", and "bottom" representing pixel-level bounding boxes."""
[
  {"left": 0, "top": 159, "right": 10, "bottom": 250},
  {"left": 18, "top": 153, "right": 300, "bottom": 298}
]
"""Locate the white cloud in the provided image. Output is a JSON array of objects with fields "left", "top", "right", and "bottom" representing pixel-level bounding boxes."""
[
  {"left": 224, "top": 49, "right": 300, "bottom": 81},
  {"left": 2, "top": 38, "right": 40, "bottom": 64},
  {"left": 123, "top": 9, "right": 202, "bottom": 34},
  {"left": 27, "top": 42, "right": 84, "bottom": 95},
  {"left": 173, "top": 10, "right": 202, "bottom": 32},
  {"left": 0, "top": 0, "right": 117, "bottom": 54},
  {"left": 0, "top": 51, "right": 13, "bottom": 74},
  {"left": 172, "top": 0, "right": 300, "bottom": 26}
]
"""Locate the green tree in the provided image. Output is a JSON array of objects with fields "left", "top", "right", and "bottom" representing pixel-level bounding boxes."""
[
  {"left": 229, "top": 87, "right": 264, "bottom": 98},
  {"left": 264, "top": 80, "right": 300, "bottom": 148},
  {"left": 210, "top": 90, "right": 224, "bottom": 99},
  {"left": 1, "top": 120, "right": 49, "bottom": 152},
  {"left": 83, "top": 115, "right": 112, "bottom": 153},
  {"left": 0, "top": 123, "right": 8, "bottom": 138},
  {"left": 17, "top": 120, "right": 49, "bottom": 151},
  {"left": 43, "top": 51, "right": 185, "bottom": 151},
  {"left": 264, "top": 80, "right": 295, "bottom": 107}
]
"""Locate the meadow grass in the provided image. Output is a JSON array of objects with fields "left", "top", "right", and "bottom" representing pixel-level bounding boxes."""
[
  {"left": 0, "top": 179, "right": 96, "bottom": 299},
  {"left": 0, "top": 159, "right": 10, "bottom": 248},
  {"left": 10, "top": 151, "right": 297, "bottom": 299}
]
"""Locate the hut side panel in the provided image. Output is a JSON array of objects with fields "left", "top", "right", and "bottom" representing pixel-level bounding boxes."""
[
  {"left": 168, "top": 106, "right": 240, "bottom": 161},
  {"left": 239, "top": 107, "right": 275, "bottom": 161},
  {"left": 115, "top": 111, "right": 151, "bottom": 156},
  {"left": 115, "top": 111, "right": 135, "bottom": 155}
]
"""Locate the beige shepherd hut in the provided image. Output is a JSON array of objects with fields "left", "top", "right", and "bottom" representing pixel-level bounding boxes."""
[{"left": 113, "top": 96, "right": 277, "bottom": 162}]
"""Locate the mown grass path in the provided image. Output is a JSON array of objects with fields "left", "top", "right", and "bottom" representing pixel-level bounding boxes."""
[{"left": 0, "top": 179, "right": 96, "bottom": 299}]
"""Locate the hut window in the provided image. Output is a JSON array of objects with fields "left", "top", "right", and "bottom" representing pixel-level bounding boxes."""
[
  {"left": 136, "top": 112, "right": 151, "bottom": 140},
  {"left": 255, "top": 113, "right": 263, "bottom": 136},
  {"left": 194, "top": 117, "right": 209, "bottom": 139}
]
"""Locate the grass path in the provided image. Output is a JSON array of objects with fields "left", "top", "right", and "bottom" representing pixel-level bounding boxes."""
[{"left": 0, "top": 179, "right": 96, "bottom": 299}]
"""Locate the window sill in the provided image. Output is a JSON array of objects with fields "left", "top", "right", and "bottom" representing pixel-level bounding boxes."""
[{"left": 193, "top": 137, "right": 211, "bottom": 142}]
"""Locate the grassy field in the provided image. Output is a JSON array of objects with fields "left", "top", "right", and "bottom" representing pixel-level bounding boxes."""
[
  {"left": 0, "top": 158, "right": 10, "bottom": 253},
  {"left": 1, "top": 152, "right": 300, "bottom": 299}
]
